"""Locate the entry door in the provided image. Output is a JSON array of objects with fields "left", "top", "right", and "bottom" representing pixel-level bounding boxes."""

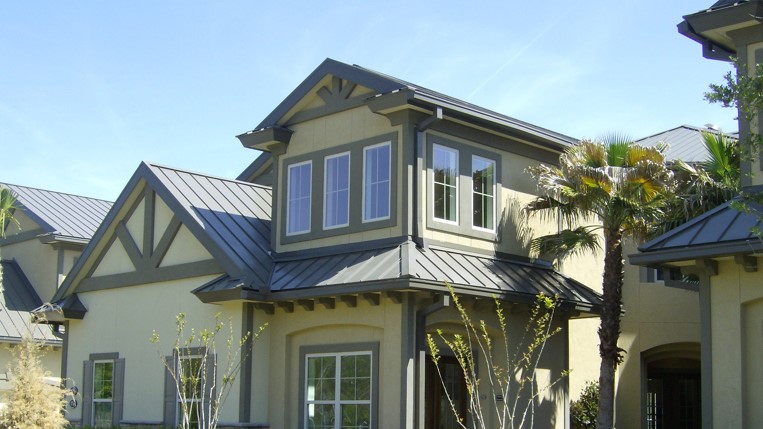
[
  {"left": 646, "top": 372, "right": 700, "bottom": 429},
  {"left": 425, "top": 356, "right": 468, "bottom": 429}
]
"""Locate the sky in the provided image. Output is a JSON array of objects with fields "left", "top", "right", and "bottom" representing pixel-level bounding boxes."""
[{"left": 0, "top": 1, "right": 739, "bottom": 201}]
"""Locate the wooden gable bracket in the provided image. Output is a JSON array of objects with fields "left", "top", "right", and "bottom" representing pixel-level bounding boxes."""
[
  {"left": 317, "top": 297, "right": 335, "bottom": 310},
  {"left": 297, "top": 299, "right": 315, "bottom": 311},
  {"left": 734, "top": 254, "right": 758, "bottom": 272},
  {"left": 79, "top": 189, "right": 222, "bottom": 292},
  {"left": 361, "top": 293, "right": 380, "bottom": 306},
  {"left": 253, "top": 303, "right": 275, "bottom": 315},
  {"left": 385, "top": 291, "right": 403, "bottom": 304},
  {"left": 339, "top": 295, "right": 357, "bottom": 308},
  {"left": 276, "top": 301, "right": 295, "bottom": 313}
]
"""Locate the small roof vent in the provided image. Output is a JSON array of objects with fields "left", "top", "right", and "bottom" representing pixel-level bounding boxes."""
[{"left": 704, "top": 123, "right": 720, "bottom": 131}]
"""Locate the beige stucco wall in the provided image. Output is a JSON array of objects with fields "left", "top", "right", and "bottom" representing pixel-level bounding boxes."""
[
  {"left": 710, "top": 258, "right": 763, "bottom": 428},
  {"left": 1, "top": 230, "right": 60, "bottom": 302},
  {"left": 276, "top": 106, "right": 403, "bottom": 253},
  {"left": 65, "top": 276, "right": 241, "bottom": 425}
]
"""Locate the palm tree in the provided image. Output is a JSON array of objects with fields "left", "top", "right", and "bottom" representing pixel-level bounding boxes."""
[
  {"left": 525, "top": 138, "right": 674, "bottom": 429},
  {"left": 0, "top": 186, "right": 20, "bottom": 239}
]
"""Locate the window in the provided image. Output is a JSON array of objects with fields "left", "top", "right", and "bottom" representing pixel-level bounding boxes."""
[
  {"left": 472, "top": 156, "right": 495, "bottom": 231},
  {"left": 177, "top": 355, "right": 203, "bottom": 429},
  {"left": 82, "top": 353, "right": 124, "bottom": 428},
  {"left": 287, "top": 161, "right": 312, "bottom": 235},
  {"left": 363, "top": 142, "right": 391, "bottom": 222},
  {"left": 92, "top": 361, "right": 114, "bottom": 427},
  {"left": 324, "top": 153, "right": 350, "bottom": 229},
  {"left": 432, "top": 145, "right": 458, "bottom": 223},
  {"left": 305, "top": 352, "right": 372, "bottom": 429}
]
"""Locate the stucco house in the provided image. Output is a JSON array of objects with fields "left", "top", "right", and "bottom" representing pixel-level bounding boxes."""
[
  {"left": 0, "top": 183, "right": 111, "bottom": 401},
  {"left": 629, "top": 1, "right": 763, "bottom": 428},
  {"left": 37, "top": 59, "right": 605, "bottom": 428}
]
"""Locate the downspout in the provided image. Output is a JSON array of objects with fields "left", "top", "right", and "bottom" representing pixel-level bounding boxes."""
[
  {"left": 414, "top": 293, "right": 450, "bottom": 428},
  {"left": 413, "top": 107, "right": 442, "bottom": 248}
]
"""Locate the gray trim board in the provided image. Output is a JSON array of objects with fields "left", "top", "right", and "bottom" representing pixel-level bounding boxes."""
[
  {"left": 239, "top": 303, "right": 254, "bottom": 422},
  {"left": 78, "top": 259, "right": 223, "bottom": 292},
  {"left": 0, "top": 227, "right": 46, "bottom": 246},
  {"left": 237, "top": 152, "right": 274, "bottom": 183}
]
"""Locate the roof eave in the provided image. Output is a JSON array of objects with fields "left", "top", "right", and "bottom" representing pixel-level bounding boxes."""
[{"left": 630, "top": 239, "right": 763, "bottom": 266}]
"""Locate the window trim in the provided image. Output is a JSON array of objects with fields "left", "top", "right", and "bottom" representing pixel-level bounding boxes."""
[
  {"left": 425, "top": 134, "right": 502, "bottom": 241},
  {"left": 431, "top": 144, "right": 459, "bottom": 225},
  {"left": 82, "top": 352, "right": 124, "bottom": 428},
  {"left": 362, "top": 141, "right": 392, "bottom": 223},
  {"left": 286, "top": 160, "right": 313, "bottom": 236},
  {"left": 471, "top": 154, "right": 496, "bottom": 233},
  {"left": 298, "top": 342, "right": 380, "bottom": 429},
  {"left": 92, "top": 360, "right": 115, "bottom": 427},
  {"left": 323, "top": 151, "right": 351, "bottom": 230}
]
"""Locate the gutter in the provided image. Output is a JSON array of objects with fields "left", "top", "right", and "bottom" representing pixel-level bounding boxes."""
[{"left": 677, "top": 19, "right": 735, "bottom": 61}]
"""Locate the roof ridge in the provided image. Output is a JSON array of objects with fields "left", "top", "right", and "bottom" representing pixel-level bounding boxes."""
[
  {"left": 143, "top": 162, "right": 273, "bottom": 191},
  {"left": 0, "top": 182, "right": 114, "bottom": 203}
]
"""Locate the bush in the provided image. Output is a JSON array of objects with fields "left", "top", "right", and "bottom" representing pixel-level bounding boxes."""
[
  {"left": 570, "top": 381, "right": 598, "bottom": 429},
  {"left": 0, "top": 336, "right": 69, "bottom": 429}
]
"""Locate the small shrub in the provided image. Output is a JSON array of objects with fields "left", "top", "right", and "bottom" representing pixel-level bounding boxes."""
[
  {"left": 0, "top": 336, "right": 69, "bottom": 429},
  {"left": 570, "top": 381, "right": 598, "bottom": 429}
]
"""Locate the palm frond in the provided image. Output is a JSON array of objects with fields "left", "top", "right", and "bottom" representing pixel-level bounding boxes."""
[
  {"left": 530, "top": 226, "right": 601, "bottom": 261},
  {"left": 0, "top": 187, "right": 20, "bottom": 239}
]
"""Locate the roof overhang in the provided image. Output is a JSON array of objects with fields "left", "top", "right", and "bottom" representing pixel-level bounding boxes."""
[
  {"left": 629, "top": 238, "right": 763, "bottom": 266},
  {"left": 32, "top": 294, "right": 87, "bottom": 324},
  {"left": 679, "top": 1, "right": 763, "bottom": 61},
  {"left": 236, "top": 126, "right": 293, "bottom": 154}
]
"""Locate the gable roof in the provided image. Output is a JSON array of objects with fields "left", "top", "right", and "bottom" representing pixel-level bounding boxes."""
[
  {"left": 634, "top": 125, "right": 737, "bottom": 163},
  {"left": 195, "top": 240, "right": 603, "bottom": 313},
  {"left": 630, "top": 195, "right": 763, "bottom": 265},
  {"left": 1, "top": 183, "right": 112, "bottom": 243},
  {"left": 0, "top": 260, "right": 59, "bottom": 343},
  {"left": 241, "top": 58, "right": 576, "bottom": 151},
  {"left": 53, "top": 162, "right": 273, "bottom": 302}
]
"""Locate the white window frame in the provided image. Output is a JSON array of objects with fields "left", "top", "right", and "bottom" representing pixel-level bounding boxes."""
[
  {"left": 286, "top": 160, "right": 312, "bottom": 236},
  {"left": 471, "top": 155, "right": 496, "bottom": 232},
  {"left": 92, "top": 360, "right": 114, "bottom": 428},
  {"left": 323, "top": 152, "right": 351, "bottom": 230},
  {"left": 304, "top": 351, "right": 373, "bottom": 429},
  {"left": 362, "top": 141, "right": 392, "bottom": 223},
  {"left": 432, "top": 144, "right": 459, "bottom": 225}
]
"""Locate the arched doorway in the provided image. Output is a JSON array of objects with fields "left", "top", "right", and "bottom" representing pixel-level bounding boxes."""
[{"left": 642, "top": 343, "right": 701, "bottom": 429}]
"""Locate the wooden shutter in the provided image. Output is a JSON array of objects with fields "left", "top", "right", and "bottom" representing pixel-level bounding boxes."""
[
  {"left": 163, "top": 356, "right": 177, "bottom": 427},
  {"left": 112, "top": 358, "right": 125, "bottom": 426},
  {"left": 81, "top": 360, "right": 93, "bottom": 427}
]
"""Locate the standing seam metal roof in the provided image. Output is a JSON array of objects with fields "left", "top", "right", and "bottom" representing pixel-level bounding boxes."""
[
  {"left": 0, "top": 260, "right": 58, "bottom": 343},
  {"left": 634, "top": 125, "right": 737, "bottom": 163},
  {"left": 2, "top": 183, "right": 113, "bottom": 240}
]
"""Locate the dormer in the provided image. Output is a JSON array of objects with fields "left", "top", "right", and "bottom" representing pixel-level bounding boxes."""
[{"left": 237, "top": 58, "right": 576, "bottom": 258}]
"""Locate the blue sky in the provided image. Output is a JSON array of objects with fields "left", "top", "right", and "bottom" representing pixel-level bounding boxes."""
[{"left": 1, "top": 1, "right": 738, "bottom": 201}]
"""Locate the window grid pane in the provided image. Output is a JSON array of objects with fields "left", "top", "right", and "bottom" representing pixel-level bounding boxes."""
[
  {"left": 306, "top": 352, "right": 372, "bottom": 429},
  {"left": 364, "top": 144, "right": 391, "bottom": 221},
  {"left": 433, "top": 145, "right": 458, "bottom": 223},
  {"left": 472, "top": 156, "right": 495, "bottom": 230},
  {"left": 288, "top": 162, "right": 312, "bottom": 234},
  {"left": 325, "top": 154, "right": 350, "bottom": 229}
]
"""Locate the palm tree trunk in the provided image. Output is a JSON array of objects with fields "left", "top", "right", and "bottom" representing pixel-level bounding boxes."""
[{"left": 596, "top": 229, "right": 624, "bottom": 429}]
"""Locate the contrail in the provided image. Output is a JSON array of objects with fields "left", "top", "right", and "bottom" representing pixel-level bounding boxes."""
[{"left": 467, "top": 1, "right": 580, "bottom": 100}]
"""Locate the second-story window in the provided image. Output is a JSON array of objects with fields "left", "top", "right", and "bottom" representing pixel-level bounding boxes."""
[
  {"left": 472, "top": 155, "right": 495, "bottom": 231},
  {"left": 433, "top": 144, "right": 458, "bottom": 223},
  {"left": 324, "top": 152, "right": 350, "bottom": 229},
  {"left": 363, "top": 142, "right": 391, "bottom": 222},
  {"left": 287, "top": 161, "right": 312, "bottom": 235}
]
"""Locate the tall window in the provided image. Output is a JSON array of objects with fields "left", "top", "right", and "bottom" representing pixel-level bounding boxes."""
[
  {"left": 177, "top": 355, "right": 203, "bottom": 429},
  {"left": 432, "top": 144, "right": 458, "bottom": 223},
  {"left": 472, "top": 156, "right": 495, "bottom": 231},
  {"left": 305, "top": 352, "right": 372, "bottom": 429},
  {"left": 92, "top": 361, "right": 114, "bottom": 427},
  {"left": 324, "top": 153, "right": 350, "bottom": 229},
  {"left": 287, "top": 161, "right": 312, "bottom": 235},
  {"left": 363, "top": 142, "right": 391, "bottom": 222}
]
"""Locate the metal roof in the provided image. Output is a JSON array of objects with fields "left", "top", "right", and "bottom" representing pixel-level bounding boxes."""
[
  {"left": 631, "top": 196, "right": 763, "bottom": 265},
  {"left": 246, "top": 58, "right": 576, "bottom": 149},
  {"left": 142, "top": 163, "right": 273, "bottom": 285},
  {"left": 0, "top": 260, "right": 59, "bottom": 343},
  {"left": 2, "top": 183, "right": 112, "bottom": 241},
  {"left": 709, "top": 0, "right": 747, "bottom": 11},
  {"left": 634, "top": 125, "right": 736, "bottom": 163},
  {"left": 198, "top": 241, "right": 602, "bottom": 311}
]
